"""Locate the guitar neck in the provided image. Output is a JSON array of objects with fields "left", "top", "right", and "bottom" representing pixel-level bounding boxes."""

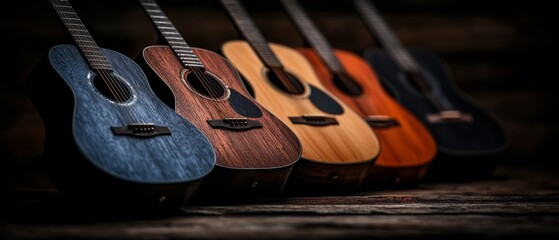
[
  {"left": 139, "top": 0, "right": 204, "bottom": 69},
  {"left": 355, "top": 0, "right": 456, "bottom": 112},
  {"left": 50, "top": 0, "right": 112, "bottom": 71},
  {"left": 280, "top": 0, "right": 345, "bottom": 73},
  {"left": 219, "top": 0, "right": 283, "bottom": 68},
  {"left": 353, "top": 0, "right": 419, "bottom": 73}
]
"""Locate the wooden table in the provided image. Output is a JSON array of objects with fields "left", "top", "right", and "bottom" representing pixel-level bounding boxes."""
[{"left": 1, "top": 164, "right": 558, "bottom": 239}]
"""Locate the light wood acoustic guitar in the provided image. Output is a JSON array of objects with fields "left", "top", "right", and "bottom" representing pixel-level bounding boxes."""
[
  {"left": 219, "top": 0, "right": 381, "bottom": 191},
  {"left": 280, "top": 0, "right": 437, "bottom": 185}
]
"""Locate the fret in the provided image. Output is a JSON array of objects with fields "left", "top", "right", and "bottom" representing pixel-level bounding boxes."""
[
  {"left": 139, "top": 0, "right": 205, "bottom": 69},
  {"left": 145, "top": 9, "right": 162, "bottom": 13},
  {"left": 353, "top": 0, "right": 420, "bottom": 72},
  {"left": 160, "top": 31, "right": 180, "bottom": 36},
  {"left": 219, "top": 0, "right": 283, "bottom": 68},
  {"left": 279, "top": 0, "right": 345, "bottom": 73},
  {"left": 70, "top": 33, "right": 97, "bottom": 38},
  {"left": 89, "top": 61, "right": 112, "bottom": 69},
  {"left": 63, "top": 22, "right": 85, "bottom": 27},
  {"left": 181, "top": 59, "right": 204, "bottom": 64},
  {"left": 183, "top": 64, "right": 205, "bottom": 68},
  {"left": 50, "top": 0, "right": 113, "bottom": 71},
  {"left": 178, "top": 55, "right": 200, "bottom": 61},
  {"left": 175, "top": 49, "right": 195, "bottom": 53},
  {"left": 56, "top": 10, "right": 78, "bottom": 15},
  {"left": 141, "top": 2, "right": 157, "bottom": 7},
  {"left": 164, "top": 36, "right": 184, "bottom": 40},
  {"left": 176, "top": 52, "right": 197, "bottom": 57},
  {"left": 67, "top": 28, "right": 89, "bottom": 33},
  {"left": 150, "top": 15, "right": 166, "bottom": 19},
  {"left": 179, "top": 57, "right": 200, "bottom": 62},
  {"left": 153, "top": 20, "right": 173, "bottom": 25},
  {"left": 55, "top": 4, "right": 72, "bottom": 9}
]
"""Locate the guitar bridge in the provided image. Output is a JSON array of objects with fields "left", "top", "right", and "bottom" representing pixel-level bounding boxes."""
[
  {"left": 289, "top": 114, "right": 338, "bottom": 126},
  {"left": 207, "top": 118, "right": 262, "bottom": 131},
  {"left": 427, "top": 110, "right": 474, "bottom": 124},
  {"left": 111, "top": 123, "right": 171, "bottom": 137},
  {"left": 365, "top": 115, "right": 399, "bottom": 128}
]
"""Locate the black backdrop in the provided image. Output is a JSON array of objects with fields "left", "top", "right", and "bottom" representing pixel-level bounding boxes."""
[{"left": 1, "top": 0, "right": 558, "bottom": 190}]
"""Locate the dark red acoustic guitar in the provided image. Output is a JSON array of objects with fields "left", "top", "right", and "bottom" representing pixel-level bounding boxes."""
[{"left": 138, "top": 0, "right": 301, "bottom": 196}]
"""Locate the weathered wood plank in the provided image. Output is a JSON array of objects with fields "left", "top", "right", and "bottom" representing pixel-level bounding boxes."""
[
  {"left": 184, "top": 195, "right": 559, "bottom": 215},
  {"left": 2, "top": 215, "right": 559, "bottom": 240},
  {"left": 1, "top": 165, "right": 559, "bottom": 239}
]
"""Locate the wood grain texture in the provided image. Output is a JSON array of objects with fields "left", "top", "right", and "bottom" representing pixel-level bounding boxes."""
[
  {"left": 2, "top": 165, "right": 559, "bottom": 239},
  {"left": 297, "top": 48, "right": 437, "bottom": 184},
  {"left": 3, "top": 215, "right": 559, "bottom": 240},
  {"left": 364, "top": 49, "right": 508, "bottom": 179},
  {"left": 25, "top": 44, "right": 216, "bottom": 206},
  {"left": 222, "top": 40, "right": 380, "bottom": 188},
  {"left": 141, "top": 46, "right": 301, "bottom": 194}
]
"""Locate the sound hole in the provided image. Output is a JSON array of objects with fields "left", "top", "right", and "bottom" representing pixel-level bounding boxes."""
[
  {"left": 266, "top": 68, "right": 305, "bottom": 95},
  {"left": 93, "top": 73, "right": 132, "bottom": 103},
  {"left": 333, "top": 73, "right": 363, "bottom": 96},
  {"left": 184, "top": 71, "right": 227, "bottom": 100}
]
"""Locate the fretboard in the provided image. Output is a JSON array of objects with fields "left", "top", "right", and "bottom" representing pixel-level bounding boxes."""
[
  {"left": 50, "top": 0, "right": 112, "bottom": 71},
  {"left": 280, "top": 0, "right": 345, "bottom": 73},
  {"left": 139, "top": 0, "right": 204, "bottom": 68},
  {"left": 353, "top": 0, "right": 420, "bottom": 73},
  {"left": 219, "top": 0, "right": 283, "bottom": 68}
]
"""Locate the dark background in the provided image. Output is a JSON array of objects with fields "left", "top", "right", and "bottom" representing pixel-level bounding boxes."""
[{"left": 1, "top": 0, "right": 558, "bottom": 191}]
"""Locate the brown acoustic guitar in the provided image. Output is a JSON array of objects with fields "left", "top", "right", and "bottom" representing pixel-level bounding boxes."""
[
  {"left": 219, "top": 0, "right": 380, "bottom": 192},
  {"left": 138, "top": 0, "right": 302, "bottom": 196},
  {"left": 279, "top": 0, "right": 437, "bottom": 185}
]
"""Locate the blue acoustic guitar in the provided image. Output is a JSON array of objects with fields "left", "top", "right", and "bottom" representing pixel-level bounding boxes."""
[{"left": 25, "top": 0, "right": 216, "bottom": 208}]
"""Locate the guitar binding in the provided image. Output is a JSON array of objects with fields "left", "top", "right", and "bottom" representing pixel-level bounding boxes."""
[{"left": 180, "top": 68, "right": 231, "bottom": 101}]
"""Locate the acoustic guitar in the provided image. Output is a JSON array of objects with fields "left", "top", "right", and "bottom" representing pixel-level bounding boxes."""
[
  {"left": 279, "top": 0, "right": 437, "bottom": 185},
  {"left": 354, "top": 0, "right": 508, "bottom": 180},
  {"left": 219, "top": 0, "right": 380, "bottom": 191},
  {"left": 25, "top": 0, "right": 216, "bottom": 208},
  {"left": 137, "top": 0, "right": 301, "bottom": 196}
]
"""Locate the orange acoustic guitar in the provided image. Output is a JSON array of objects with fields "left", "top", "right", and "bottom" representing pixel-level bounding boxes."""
[
  {"left": 219, "top": 0, "right": 380, "bottom": 192},
  {"left": 280, "top": 0, "right": 437, "bottom": 185},
  {"left": 138, "top": 0, "right": 302, "bottom": 196}
]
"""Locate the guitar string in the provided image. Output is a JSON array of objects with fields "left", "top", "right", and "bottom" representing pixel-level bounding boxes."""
[
  {"left": 281, "top": 0, "right": 362, "bottom": 96},
  {"left": 58, "top": 0, "right": 132, "bottom": 105},
  {"left": 52, "top": 1, "right": 124, "bottom": 102},
  {"left": 221, "top": 0, "right": 305, "bottom": 95},
  {"left": 141, "top": 0, "right": 224, "bottom": 100},
  {"left": 53, "top": 0, "right": 137, "bottom": 123},
  {"left": 141, "top": 0, "right": 239, "bottom": 118},
  {"left": 145, "top": 0, "right": 239, "bottom": 118}
]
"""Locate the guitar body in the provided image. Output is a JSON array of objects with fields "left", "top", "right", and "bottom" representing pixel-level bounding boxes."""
[
  {"left": 298, "top": 48, "right": 437, "bottom": 185},
  {"left": 364, "top": 49, "right": 508, "bottom": 180},
  {"left": 222, "top": 40, "right": 380, "bottom": 191},
  {"left": 26, "top": 44, "right": 216, "bottom": 208},
  {"left": 141, "top": 46, "right": 301, "bottom": 195}
]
